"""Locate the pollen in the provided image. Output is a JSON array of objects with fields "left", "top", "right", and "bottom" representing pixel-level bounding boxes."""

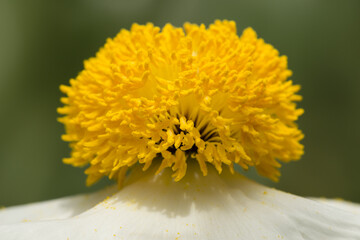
[{"left": 58, "top": 20, "right": 304, "bottom": 186}]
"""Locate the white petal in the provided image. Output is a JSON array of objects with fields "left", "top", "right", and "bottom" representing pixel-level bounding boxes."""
[
  {"left": 0, "top": 186, "right": 116, "bottom": 224},
  {"left": 0, "top": 164, "right": 359, "bottom": 240},
  {"left": 312, "top": 198, "right": 360, "bottom": 214}
]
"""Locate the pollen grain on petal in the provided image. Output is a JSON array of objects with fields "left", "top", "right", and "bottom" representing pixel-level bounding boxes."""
[{"left": 58, "top": 20, "right": 304, "bottom": 186}]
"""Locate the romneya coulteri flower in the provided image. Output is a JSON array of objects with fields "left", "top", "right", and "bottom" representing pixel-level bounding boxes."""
[{"left": 0, "top": 20, "right": 359, "bottom": 239}]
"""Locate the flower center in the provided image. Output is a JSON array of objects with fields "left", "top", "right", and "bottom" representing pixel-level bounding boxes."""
[{"left": 58, "top": 20, "right": 304, "bottom": 187}]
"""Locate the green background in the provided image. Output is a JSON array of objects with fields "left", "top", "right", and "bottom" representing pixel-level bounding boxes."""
[{"left": 0, "top": 0, "right": 359, "bottom": 207}]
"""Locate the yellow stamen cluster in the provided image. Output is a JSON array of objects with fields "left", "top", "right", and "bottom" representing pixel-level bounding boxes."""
[{"left": 58, "top": 20, "right": 304, "bottom": 186}]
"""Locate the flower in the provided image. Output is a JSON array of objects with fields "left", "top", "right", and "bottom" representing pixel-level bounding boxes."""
[
  {"left": 0, "top": 165, "right": 359, "bottom": 239},
  {"left": 57, "top": 20, "right": 304, "bottom": 186},
  {"left": 1, "top": 21, "right": 359, "bottom": 239}
]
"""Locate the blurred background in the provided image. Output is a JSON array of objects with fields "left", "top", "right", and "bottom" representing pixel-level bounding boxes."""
[{"left": 0, "top": 0, "right": 359, "bottom": 206}]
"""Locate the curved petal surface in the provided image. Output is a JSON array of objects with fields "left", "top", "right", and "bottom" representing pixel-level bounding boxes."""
[
  {"left": 0, "top": 165, "right": 359, "bottom": 240},
  {"left": 0, "top": 186, "right": 116, "bottom": 224}
]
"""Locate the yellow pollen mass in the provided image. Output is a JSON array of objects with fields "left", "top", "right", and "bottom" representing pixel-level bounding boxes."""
[{"left": 58, "top": 20, "right": 304, "bottom": 186}]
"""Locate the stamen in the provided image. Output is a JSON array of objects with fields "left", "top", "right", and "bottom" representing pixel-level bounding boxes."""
[{"left": 58, "top": 20, "right": 304, "bottom": 186}]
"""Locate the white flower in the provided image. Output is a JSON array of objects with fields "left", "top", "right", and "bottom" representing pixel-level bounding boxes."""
[{"left": 1, "top": 163, "right": 359, "bottom": 240}]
